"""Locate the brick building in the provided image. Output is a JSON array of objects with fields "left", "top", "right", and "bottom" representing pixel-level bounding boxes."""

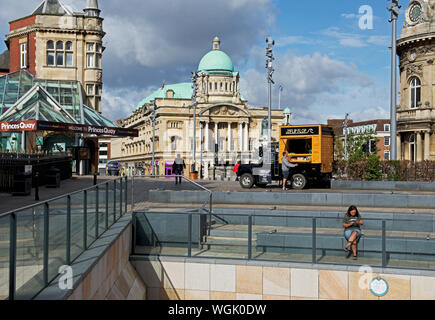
[{"left": 328, "top": 119, "right": 391, "bottom": 160}]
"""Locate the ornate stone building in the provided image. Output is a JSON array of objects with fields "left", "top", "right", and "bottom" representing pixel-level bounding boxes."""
[
  {"left": 5, "top": 0, "right": 104, "bottom": 112},
  {"left": 111, "top": 37, "right": 284, "bottom": 178},
  {"left": 397, "top": 0, "right": 435, "bottom": 161}
]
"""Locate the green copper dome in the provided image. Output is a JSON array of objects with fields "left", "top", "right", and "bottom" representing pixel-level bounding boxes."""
[
  {"left": 198, "top": 50, "right": 234, "bottom": 72},
  {"left": 197, "top": 37, "right": 234, "bottom": 73}
]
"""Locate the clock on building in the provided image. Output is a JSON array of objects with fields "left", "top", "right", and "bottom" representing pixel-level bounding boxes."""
[{"left": 409, "top": 2, "right": 422, "bottom": 22}]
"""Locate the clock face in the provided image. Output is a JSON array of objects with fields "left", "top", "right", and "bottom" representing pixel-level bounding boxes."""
[{"left": 409, "top": 3, "right": 422, "bottom": 22}]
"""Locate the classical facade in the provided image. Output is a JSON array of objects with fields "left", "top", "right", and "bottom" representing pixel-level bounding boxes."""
[
  {"left": 111, "top": 37, "right": 284, "bottom": 178},
  {"left": 397, "top": 0, "right": 435, "bottom": 161},
  {"left": 5, "top": 0, "right": 104, "bottom": 112}
]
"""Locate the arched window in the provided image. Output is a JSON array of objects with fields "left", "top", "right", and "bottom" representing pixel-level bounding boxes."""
[
  {"left": 410, "top": 77, "right": 421, "bottom": 109},
  {"left": 47, "top": 41, "right": 55, "bottom": 66}
]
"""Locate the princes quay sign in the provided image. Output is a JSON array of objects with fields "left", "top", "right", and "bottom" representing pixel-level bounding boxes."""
[{"left": 0, "top": 120, "right": 138, "bottom": 137}]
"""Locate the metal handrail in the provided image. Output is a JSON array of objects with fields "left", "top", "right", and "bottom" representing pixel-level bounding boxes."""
[
  {"left": 0, "top": 176, "right": 123, "bottom": 218},
  {"left": 2, "top": 175, "right": 128, "bottom": 300}
]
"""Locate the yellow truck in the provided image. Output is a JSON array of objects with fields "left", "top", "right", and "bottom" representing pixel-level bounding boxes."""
[{"left": 238, "top": 124, "right": 334, "bottom": 189}]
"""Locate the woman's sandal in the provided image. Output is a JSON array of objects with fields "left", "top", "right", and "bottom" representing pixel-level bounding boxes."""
[
  {"left": 344, "top": 242, "right": 352, "bottom": 252},
  {"left": 352, "top": 255, "right": 358, "bottom": 260}
]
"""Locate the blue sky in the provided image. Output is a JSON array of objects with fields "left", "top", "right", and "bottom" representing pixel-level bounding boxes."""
[{"left": 0, "top": 0, "right": 409, "bottom": 124}]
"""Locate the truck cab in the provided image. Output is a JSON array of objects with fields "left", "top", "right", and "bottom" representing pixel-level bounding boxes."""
[{"left": 237, "top": 124, "right": 334, "bottom": 190}]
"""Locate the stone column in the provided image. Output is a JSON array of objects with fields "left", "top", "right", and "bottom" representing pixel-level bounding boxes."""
[
  {"left": 214, "top": 122, "right": 218, "bottom": 151},
  {"left": 228, "top": 122, "right": 232, "bottom": 151},
  {"left": 244, "top": 122, "right": 249, "bottom": 152},
  {"left": 416, "top": 131, "right": 423, "bottom": 162},
  {"left": 424, "top": 131, "right": 430, "bottom": 161},
  {"left": 205, "top": 121, "right": 209, "bottom": 152},
  {"left": 396, "top": 134, "right": 401, "bottom": 161},
  {"left": 239, "top": 122, "right": 243, "bottom": 152}
]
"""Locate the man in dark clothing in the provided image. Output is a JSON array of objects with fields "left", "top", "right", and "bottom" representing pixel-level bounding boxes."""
[{"left": 172, "top": 154, "right": 186, "bottom": 185}]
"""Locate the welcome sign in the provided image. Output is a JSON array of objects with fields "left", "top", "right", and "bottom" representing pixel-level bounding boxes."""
[{"left": 0, "top": 120, "right": 138, "bottom": 137}]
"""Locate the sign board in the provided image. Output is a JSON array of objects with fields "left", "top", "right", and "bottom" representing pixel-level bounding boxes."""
[
  {"left": 24, "top": 165, "right": 32, "bottom": 174},
  {"left": 369, "top": 277, "right": 389, "bottom": 297},
  {"left": 281, "top": 126, "right": 320, "bottom": 137},
  {"left": 36, "top": 136, "right": 43, "bottom": 146},
  {"left": 0, "top": 120, "right": 138, "bottom": 137}
]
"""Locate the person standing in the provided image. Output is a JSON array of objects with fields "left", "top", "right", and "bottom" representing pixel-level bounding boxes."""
[
  {"left": 232, "top": 161, "right": 241, "bottom": 181},
  {"left": 172, "top": 154, "right": 186, "bottom": 185},
  {"left": 342, "top": 205, "right": 364, "bottom": 260},
  {"left": 281, "top": 152, "right": 298, "bottom": 190}
]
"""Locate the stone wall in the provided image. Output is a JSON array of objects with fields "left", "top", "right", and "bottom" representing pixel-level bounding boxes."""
[
  {"left": 132, "top": 258, "right": 435, "bottom": 300},
  {"left": 67, "top": 222, "right": 146, "bottom": 300}
]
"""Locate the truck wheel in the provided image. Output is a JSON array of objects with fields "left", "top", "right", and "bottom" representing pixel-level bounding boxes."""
[
  {"left": 291, "top": 173, "right": 307, "bottom": 190},
  {"left": 240, "top": 173, "right": 254, "bottom": 189}
]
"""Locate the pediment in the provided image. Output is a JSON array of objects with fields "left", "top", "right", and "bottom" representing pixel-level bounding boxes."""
[{"left": 199, "top": 104, "right": 250, "bottom": 117}]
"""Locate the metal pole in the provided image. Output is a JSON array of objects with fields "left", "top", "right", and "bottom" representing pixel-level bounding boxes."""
[
  {"left": 152, "top": 101, "right": 156, "bottom": 176},
  {"left": 83, "top": 190, "right": 87, "bottom": 250},
  {"left": 43, "top": 202, "right": 49, "bottom": 286},
  {"left": 9, "top": 213, "right": 17, "bottom": 300},
  {"left": 343, "top": 113, "right": 349, "bottom": 161},
  {"left": 188, "top": 213, "right": 192, "bottom": 257},
  {"left": 382, "top": 220, "right": 387, "bottom": 267},
  {"left": 95, "top": 186, "right": 99, "bottom": 238},
  {"left": 124, "top": 176, "right": 127, "bottom": 213},
  {"left": 66, "top": 195, "right": 71, "bottom": 265},
  {"left": 388, "top": 0, "right": 400, "bottom": 160},
  {"left": 113, "top": 180, "right": 116, "bottom": 221},
  {"left": 192, "top": 72, "right": 198, "bottom": 173},
  {"left": 131, "top": 175, "right": 134, "bottom": 211},
  {"left": 248, "top": 215, "right": 252, "bottom": 260},
  {"left": 312, "top": 218, "right": 317, "bottom": 264},
  {"left": 278, "top": 85, "right": 283, "bottom": 110},
  {"left": 105, "top": 182, "right": 109, "bottom": 229}
]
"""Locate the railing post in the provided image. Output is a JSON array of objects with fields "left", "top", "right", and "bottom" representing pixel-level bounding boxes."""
[
  {"left": 132, "top": 211, "right": 137, "bottom": 255},
  {"left": 95, "top": 186, "right": 99, "bottom": 238},
  {"left": 120, "top": 178, "right": 123, "bottom": 216},
  {"left": 9, "top": 213, "right": 17, "bottom": 301},
  {"left": 248, "top": 215, "right": 252, "bottom": 260},
  {"left": 43, "top": 202, "right": 49, "bottom": 286},
  {"left": 312, "top": 218, "right": 317, "bottom": 264},
  {"left": 83, "top": 190, "right": 87, "bottom": 250},
  {"left": 188, "top": 213, "right": 192, "bottom": 257},
  {"left": 113, "top": 180, "right": 117, "bottom": 221},
  {"left": 131, "top": 175, "right": 134, "bottom": 211},
  {"left": 105, "top": 182, "right": 109, "bottom": 229},
  {"left": 66, "top": 195, "right": 71, "bottom": 265},
  {"left": 382, "top": 220, "right": 387, "bottom": 268},
  {"left": 125, "top": 176, "right": 128, "bottom": 214}
]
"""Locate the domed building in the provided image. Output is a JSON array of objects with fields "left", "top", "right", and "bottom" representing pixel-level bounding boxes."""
[
  {"left": 111, "top": 37, "right": 284, "bottom": 179},
  {"left": 397, "top": 0, "right": 435, "bottom": 161}
]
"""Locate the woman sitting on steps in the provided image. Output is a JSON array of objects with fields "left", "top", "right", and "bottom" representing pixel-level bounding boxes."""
[{"left": 342, "top": 205, "right": 364, "bottom": 260}]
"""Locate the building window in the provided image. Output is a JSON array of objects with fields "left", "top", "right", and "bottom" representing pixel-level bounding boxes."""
[
  {"left": 20, "top": 43, "right": 27, "bottom": 69},
  {"left": 47, "top": 40, "right": 73, "bottom": 67},
  {"left": 369, "top": 139, "right": 376, "bottom": 153},
  {"left": 410, "top": 77, "right": 421, "bottom": 109},
  {"left": 86, "top": 42, "right": 102, "bottom": 69},
  {"left": 171, "top": 137, "right": 177, "bottom": 151},
  {"left": 87, "top": 84, "right": 94, "bottom": 95},
  {"left": 384, "top": 124, "right": 390, "bottom": 132},
  {"left": 209, "top": 82, "right": 212, "bottom": 91},
  {"left": 384, "top": 137, "right": 390, "bottom": 146},
  {"left": 384, "top": 151, "right": 390, "bottom": 161}
]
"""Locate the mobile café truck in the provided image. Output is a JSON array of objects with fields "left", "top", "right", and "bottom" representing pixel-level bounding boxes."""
[{"left": 237, "top": 124, "right": 334, "bottom": 189}]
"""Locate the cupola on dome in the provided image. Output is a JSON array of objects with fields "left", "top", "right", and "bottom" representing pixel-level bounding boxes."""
[{"left": 197, "top": 37, "right": 234, "bottom": 73}]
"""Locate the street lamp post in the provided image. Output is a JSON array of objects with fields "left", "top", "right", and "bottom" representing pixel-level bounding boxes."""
[
  {"left": 151, "top": 100, "right": 156, "bottom": 176},
  {"left": 191, "top": 72, "right": 198, "bottom": 173},
  {"left": 266, "top": 37, "right": 275, "bottom": 148},
  {"left": 388, "top": 0, "right": 400, "bottom": 160},
  {"left": 343, "top": 113, "right": 350, "bottom": 161}
]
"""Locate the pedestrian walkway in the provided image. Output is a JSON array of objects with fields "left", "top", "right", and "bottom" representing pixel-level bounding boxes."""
[{"left": 0, "top": 175, "right": 117, "bottom": 214}]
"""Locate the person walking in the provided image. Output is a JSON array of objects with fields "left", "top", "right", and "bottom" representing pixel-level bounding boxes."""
[
  {"left": 232, "top": 161, "right": 241, "bottom": 181},
  {"left": 342, "top": 205, "right": 364, "bottom": 260},
  {"left": 172, "top": 154, "right": 186, "bottom": 185},
  {"left": 281, "top": 151, "right": 298, "bottom": 190}
]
